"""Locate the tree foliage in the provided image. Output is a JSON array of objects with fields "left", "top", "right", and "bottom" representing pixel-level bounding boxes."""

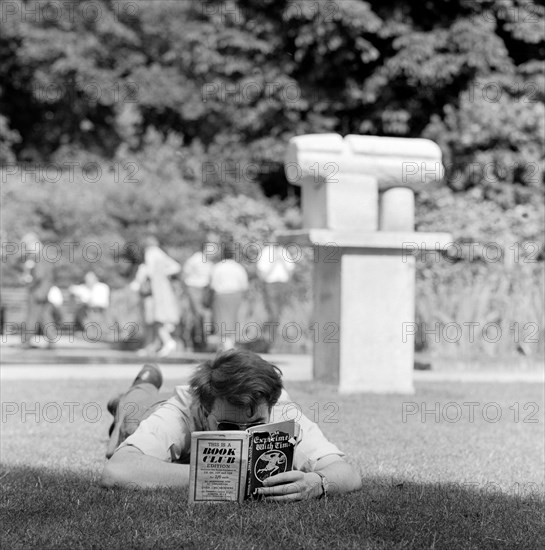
[
  {"left": 1, "top": 1, "right": 542, "bottom": 188},
  {"left": 0, "top": 0, "right": 543, "bottom": 287}
]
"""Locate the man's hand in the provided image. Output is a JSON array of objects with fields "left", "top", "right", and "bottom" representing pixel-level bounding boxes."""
[
  {"left": 256, "top": 471, "right": 323, "bottom": 502},
  {"left": 255, "top": 456, "right": 362, "bottom": 502}
]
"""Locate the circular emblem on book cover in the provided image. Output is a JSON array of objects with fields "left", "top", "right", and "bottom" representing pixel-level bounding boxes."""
[{"left": 254, "top": 451, "right": 288, "bottom": 481}]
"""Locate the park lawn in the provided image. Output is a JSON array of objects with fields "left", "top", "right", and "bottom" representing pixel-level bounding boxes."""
[{"left": 1, "top": 375, "right": 543, "bottom": 549}]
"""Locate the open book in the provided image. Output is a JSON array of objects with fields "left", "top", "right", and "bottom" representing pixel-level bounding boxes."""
[{"left": 188, "top": 420, "right": 301, "bottom": 503}]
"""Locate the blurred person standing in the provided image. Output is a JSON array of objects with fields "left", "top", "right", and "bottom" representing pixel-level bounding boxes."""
[
  {"left": 256, "top": 243, "right": 295, "bottom": 349},
  {"left": 143, "top": 236, "right": 182, "bottom": 357},
  {"left": 210, "top": 244, "right": 248, "bottom": 351},
  {"left": 130, "top": 261, "right": 155, "bottom": 355},
  {"left": 181, "top": 234, "right": 218, "bottom": 351},
  {"left": 182, "top": 251, "right": 213, "bottom": 351},
  {"left": 20, "top": 232, "right": 56, "bottom": 348}
]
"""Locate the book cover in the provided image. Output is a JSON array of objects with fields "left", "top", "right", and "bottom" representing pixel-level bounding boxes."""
[
  {"left": 188, "top": 431, "right": 249, "bottom": 504},
  {"left": 188, "top": 420, "right": 300, "bottom": 504},
  {"left": 245, "top": 420, "right": 301, "bottom": 499}
]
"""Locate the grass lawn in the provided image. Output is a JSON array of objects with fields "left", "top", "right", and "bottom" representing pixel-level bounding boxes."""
[{"left": 1, "top": 374, "right": 544, "bottom": 549}]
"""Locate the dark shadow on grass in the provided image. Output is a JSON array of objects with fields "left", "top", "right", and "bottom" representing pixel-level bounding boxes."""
[{"left": 1, "top": 465, "right": 543, "bottom": 550}]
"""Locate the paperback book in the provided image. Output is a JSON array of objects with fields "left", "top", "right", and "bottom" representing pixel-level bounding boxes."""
[{"left": 188, "top": 420, "right": 301, "bottom": 503}]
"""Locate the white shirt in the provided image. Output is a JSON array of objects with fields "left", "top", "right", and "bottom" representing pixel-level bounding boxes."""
[
  {"left": 120, "top": 387, "right": 344, "bottom": 471},
  {"left": 210, "top": 260, "right": 248, "bottom": 294},
  {"left": 182, "top": 252, "right": 213, "bottom": 288},
  {"left": 70, "top": 282, "right": 110, "bottom": 308},
  {"left": 257, "top": 245, "right": 295, "bottom": 284}
]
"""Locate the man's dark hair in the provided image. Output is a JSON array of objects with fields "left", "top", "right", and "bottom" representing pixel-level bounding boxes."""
[{"left": 190, "top": 349, "right": 283, "bottom": 415}]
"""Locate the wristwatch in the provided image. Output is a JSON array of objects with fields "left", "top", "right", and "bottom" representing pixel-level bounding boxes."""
[{"left": 315, "top": 471, "right": 328, "bottom": 499}]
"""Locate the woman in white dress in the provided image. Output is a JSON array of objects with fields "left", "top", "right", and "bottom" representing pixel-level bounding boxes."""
[{"left": 138, "top": 236, "right": 182, "bottom": 357}]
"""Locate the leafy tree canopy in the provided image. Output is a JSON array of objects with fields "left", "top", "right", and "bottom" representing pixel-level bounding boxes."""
[{"left": 0, "top": 0, "right": 543, "bottom": 285}]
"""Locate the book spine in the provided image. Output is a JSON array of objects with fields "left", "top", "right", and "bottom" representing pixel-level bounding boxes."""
[
  {"left": 188, "top": 433, "right": 199, "bottom": 504},
  {"left": 244, "top": 433, "right": 254, "bottom": 500},
  {"left": 239, "top": 435, "right": 250, "bottom": 503}
]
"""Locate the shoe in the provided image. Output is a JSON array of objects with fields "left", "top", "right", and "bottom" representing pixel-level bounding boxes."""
[
  {"left": 131, "top": 363, "right": 163, "bottom": 389},
  {"left": 157, "top": 339, "right": 176, "bottom": 358},
  {"left": 107, "top": 395, "right": 121, "bottom": 417}
]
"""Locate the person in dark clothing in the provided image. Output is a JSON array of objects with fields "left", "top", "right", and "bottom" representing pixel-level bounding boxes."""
[{"left": 21, "top": 233, "right": 56, "bottom": 348}]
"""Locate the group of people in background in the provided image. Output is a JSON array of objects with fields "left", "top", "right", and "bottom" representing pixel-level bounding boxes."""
[
  {"left": 131, "top": 235, "right": 251, "bottom": 357},
  {"left": 19, "top": 232, "right": 111, "bottom": 348},
  {"left": 16, "top": 232, "right": 295, "bottom": 356}
]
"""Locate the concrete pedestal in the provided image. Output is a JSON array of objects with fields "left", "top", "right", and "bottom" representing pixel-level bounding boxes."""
[
  {"left": 278, "top": 230, "right": 451, "bottom": 394},
  {"left": 281, "top": 133, "right": 449, "bottom": 394},
  {"left": 337, "top": 252, "right": 415, "bottom": 393}
]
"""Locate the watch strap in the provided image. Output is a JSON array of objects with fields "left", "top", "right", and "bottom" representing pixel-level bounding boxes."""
[{"left": 314, "top": 471, "right": 328, "bottom": 499}]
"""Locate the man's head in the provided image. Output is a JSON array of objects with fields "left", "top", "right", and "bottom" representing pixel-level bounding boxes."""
[
  {"left": 144, "top": 235, "right": 159, "bottom": 248},
  {"left": 190, "top": 349, "right": 283, "bottom": 430},
  {"left": 84, "top": 271, "right": 98, "bottom": 287}
]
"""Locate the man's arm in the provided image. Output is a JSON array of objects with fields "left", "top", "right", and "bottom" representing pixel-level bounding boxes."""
[
  {"left": 100, "top": 446, "right": 190, "bottom": 489},
  {"left": 257, "top": 454, "right": 362, "bottom": 501},
  {"left": 314, "top": 454, "right": 363, "bottom": 494}
]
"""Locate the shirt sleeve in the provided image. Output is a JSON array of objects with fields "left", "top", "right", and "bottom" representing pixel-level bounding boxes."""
[
  {"left": 163, "top": 254, "right": 182, "bottom": 277},
  {"left": 118, "top": 396, "right": 192, "bottom": 463},
  {"left": 271, "top": 391, "right": 345, "bottom": 472},
  {"left": 293, "top": 412, "right": 345, "bottom": 472}
]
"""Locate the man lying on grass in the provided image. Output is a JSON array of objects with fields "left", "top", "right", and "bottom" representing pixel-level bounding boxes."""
[{"left": 101, "top": 349, "right": 362, "bottom": 501}]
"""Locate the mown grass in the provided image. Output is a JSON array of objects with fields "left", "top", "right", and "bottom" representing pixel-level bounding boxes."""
[{"left": 1, "top": 376, "right": 544, "bottom": 549}]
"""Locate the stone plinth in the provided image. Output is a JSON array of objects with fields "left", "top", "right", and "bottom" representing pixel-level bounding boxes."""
[
  {"left": 278, "top": 231, "right": 451, "bottom": 394},
  {"left": 279, "top": 133, "right": 450, "bottom": 394}
]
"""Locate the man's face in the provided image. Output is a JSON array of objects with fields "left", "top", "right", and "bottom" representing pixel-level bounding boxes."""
[{"left": 206, "top": 398, "right": 270, "bottom": 431}]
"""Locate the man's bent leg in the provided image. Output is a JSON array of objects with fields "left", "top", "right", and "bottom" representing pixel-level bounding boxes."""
[
  {"left": 106, "top": 384, "right": 172, "bottom": 458},
  {"left": 105, "top": 364, "right": 168, "bottom": 458}
]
